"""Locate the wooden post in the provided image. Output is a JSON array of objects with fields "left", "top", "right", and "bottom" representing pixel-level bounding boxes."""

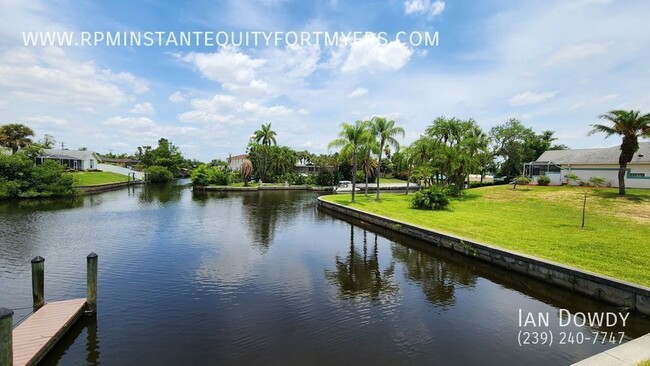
[
  {"left": 31, "top": 256, "right": 45, "bottom": 310},
  {"left": 86, "top": 252, "right": 98, "bottom": 313},
  {"left": 0, "top": 307, "right": 13, "bottom": 366}
]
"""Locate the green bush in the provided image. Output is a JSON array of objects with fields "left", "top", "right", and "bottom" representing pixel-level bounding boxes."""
[
  {"left": 146, "top": 165, "right": 174, "bottom": 183},
  {"left": 588, "top": 176, "right": 606, "bottom": 187},
  {"left": 293, "top": 174, "right": 306, "bottom": 185},
  {"left": 0, "top": 153, "right": 74, "bottom": 199},
  {"left": 190, "top": 164, "right": 229, "bottom": 186},
  {"left": 443, "top": 184, "right": 463, "bottom": 197},
  {"left": 514, "top": 176, "right": 531, "bottom": 185},
  {"left": 537, "top": 175, "right": 551, "bottom": 186},
  {"left": 316, "top": 169, "right": 335, "bottom": 186},
  {"left": 411, "top": 186, "right": 450, "bottom": 210}
]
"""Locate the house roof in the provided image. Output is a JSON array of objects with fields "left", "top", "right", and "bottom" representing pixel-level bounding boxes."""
[
  {"left": 228, "top": 154, "right": 247, "bottom": 160},
  {"left": 42, "top": 149, "right": 100, "bottom": 161},
  {"left": 536, "top": 142, "right": 650, "bottom": 165}
]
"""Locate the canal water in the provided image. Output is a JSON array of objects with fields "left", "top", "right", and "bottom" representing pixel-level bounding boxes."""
[{"left": 1, "top": 182, "right": 648, "bottom": 365}]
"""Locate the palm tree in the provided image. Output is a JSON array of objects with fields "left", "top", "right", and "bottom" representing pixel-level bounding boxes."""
[
  {"left": 371, "top": 117, "right": 405, "bottom": 200},
  {"left": 253, "top": 123, "right": 277, "bottom": 146},
  {"left": 328, "top": 120, "right": 371, "bottom": 202},
  {"left": 589, "top": 110, "right": 650, "bottom": 195},
  {"left": 0, "top": 123, "right": 35, "bottom": 154}
]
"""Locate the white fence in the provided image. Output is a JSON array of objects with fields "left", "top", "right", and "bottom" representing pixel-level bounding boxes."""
[{"left": 97, "top": 163, "right": 144, "bottom": 180}]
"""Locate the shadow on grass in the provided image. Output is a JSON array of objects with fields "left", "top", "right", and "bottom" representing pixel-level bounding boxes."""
[{"left": 590, "top": 190, "right": 650, "bottom": 203}]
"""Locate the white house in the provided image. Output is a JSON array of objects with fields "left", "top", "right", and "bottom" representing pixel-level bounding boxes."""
[
  {"left": 37, "top": 149, "right": 101, "bottom": 170},
  {"left": 524, "top": 142, "right": 650, "bottom": 188},
  {"left": 227, "top": 154, "right": 247, "bottom": 171}
]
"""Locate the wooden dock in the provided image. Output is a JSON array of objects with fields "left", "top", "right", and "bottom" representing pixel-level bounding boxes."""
[
  {"left": 12, "top": 299, "right": 87, "bottom": 366},
  {"left": 0, "top": 253, "right": 97, "bottom": 366}
]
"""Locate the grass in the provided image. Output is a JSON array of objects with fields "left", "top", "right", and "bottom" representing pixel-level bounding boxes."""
[
  {"left": 379, "top": 177, "right": 408, "bottom": 184},
  {"left": 322, "top": 185, "right": 650, "bottom": 287},
  {"left": 637, "top": 360, "right": 650, "bottom": 366},
  {"left": 67, "top": 171, "right": 129, "bottom": 186}
]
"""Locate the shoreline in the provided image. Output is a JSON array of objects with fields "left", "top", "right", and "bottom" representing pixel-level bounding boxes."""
[{"left": 317, "top": 196, "right": 650, "bottom": 316}]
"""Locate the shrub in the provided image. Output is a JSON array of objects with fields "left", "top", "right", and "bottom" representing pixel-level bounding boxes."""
[
  {"left": 305, "top": 174, "right": 317, "bottom": 185},
  {"left": 147, "top": 165, "right": 174, "bottom": 183},
  {"left": 514, "top": 176, "right": 531, "bottom": 185},
  {"left": 443, "top": 184, "right": 463, "bottom": 197},
  {"left": 316, "top": 169, "right": 335, "bottom": 186},
  {"left": 411, "top": 186, "right": 450, "bottom": 210},
  {"left": 588, "top": 176, "right": 606, "bottom": 187},
  {"left": 537, "top": 175, "right": 551, "bottom": 186},
  {"left": 293, "top": 174, "right": 306, "bottom": 185}
]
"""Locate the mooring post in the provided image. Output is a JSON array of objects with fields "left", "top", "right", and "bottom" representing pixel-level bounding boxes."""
[
  {"left": 0, "top": 307, "right": 13, "bottom": 366},
  {"left": 31, "top": 256, "right": 45, "bottom": 310},
  {"left": 86, "top": 252, "right": 98, "bottom": 313}
]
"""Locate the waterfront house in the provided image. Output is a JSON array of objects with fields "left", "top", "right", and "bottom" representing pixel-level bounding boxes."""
[
  {"left": 37, "top": 149, "right": 102, "bottom": 170},
  {"left": 524, "top": 142, "right": 650, "bottom": 188},
  {"left": 227, "top": 154, "right": 248, "bottom": 171}
]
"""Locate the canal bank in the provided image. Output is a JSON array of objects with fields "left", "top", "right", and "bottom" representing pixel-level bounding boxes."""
[
  {"left": 196, "top": 185, "right": 333, "bottom": 192},
  {"left": 317, "top": 197, "right": 650, "bottom": 316}
]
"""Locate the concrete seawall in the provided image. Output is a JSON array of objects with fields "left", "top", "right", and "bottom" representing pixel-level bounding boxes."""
[
  {"left": 317, "top": 197, "right": 650, "bottom": 316},
  {"left": 75, "top": 181, "right": 142, "bottom": 194}
]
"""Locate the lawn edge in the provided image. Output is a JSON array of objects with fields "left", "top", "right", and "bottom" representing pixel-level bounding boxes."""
[{"left": 317, "top": 196, "right": 650, "bottom": 316}]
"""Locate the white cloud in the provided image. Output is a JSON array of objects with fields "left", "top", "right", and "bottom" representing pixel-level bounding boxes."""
[
  {"left": 342, "top": 34, "right": 413, "bottom": 72},
  {"left": 129, "top": 102, "right": 155, "bottom": 115},
  {"left": 348, "top": 87, "right": 368, "bottom": 98},
  {"left": 102, "top": 116, "right": 157, "bottom": 129},
  {"left": 179, "top": 94, "right": 293, "bottom": 125},
  {"left": 182, "top": 48, "right": 266, "bottom": 86},
  {"left": 0, "top": 47, "right": 146, "bottom": 108},
  {"left": 404, "top": 0, "right": 445, "bottom": 17},
  {"left": 169, "top": 91, "right": 186, "bottom": 103},
  {"left": 545, "top": 42, "right": 611, "bottom": 66},
  {"left": 23, "top": 115, "right": 67, "bottom": 126},
  {"left": 508, "top": 91, "right": 557, "bottom": 106}
]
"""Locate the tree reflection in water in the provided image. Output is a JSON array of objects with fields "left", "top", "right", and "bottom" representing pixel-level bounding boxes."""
[
  {"left": 391, "top": 245, "right": 477, "bottom": 308},
  {"left": 138, "top": 182, "right": 183, "bottom": 204},
  {"left": 326, "top": 224, "right": 398, "bottom": 301}
]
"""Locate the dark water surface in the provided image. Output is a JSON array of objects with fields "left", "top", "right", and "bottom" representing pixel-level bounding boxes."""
[{"left": 1, "top": 182, "right": 649, "bottom": 365}]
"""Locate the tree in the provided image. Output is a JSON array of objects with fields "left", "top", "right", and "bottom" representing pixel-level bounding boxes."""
[
  {"left": 589, "top": 110, "right": 650, "bottom": 195},
  {"left": 241, "top": 159, "right": 253, "bottom": 186},
  {"left": 135, "top": 138, "right": 185, "bottom": 176},
  {"left": 328, "top": 120, "right": 372, "bottom": 202},
  {"left": 39, "top": 134, "right": 56, "bottom": 149},
  {"left": 253, "top": 123, "right": 277, "bottom": 146},
  {"left": 0, "top": 123, "right": 35, "bottom": 154},
  {"left": 371, "top": 117, "right": 405, "bottom": 200}
]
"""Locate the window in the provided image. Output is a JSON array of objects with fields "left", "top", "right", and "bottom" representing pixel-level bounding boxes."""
[{"left": 90, "top": 159, "right": 94, "bottom": 169}]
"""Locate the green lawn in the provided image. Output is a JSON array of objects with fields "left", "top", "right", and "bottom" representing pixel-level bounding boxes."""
[
  {"left": 68, "top": 171, "right": 129, "bottom": 186},
  {"left": 379, "top": 177, "right": 408, "bottom": 184},
  {"left": 322, "top": 185, "right": 650, "bottom": 287}
]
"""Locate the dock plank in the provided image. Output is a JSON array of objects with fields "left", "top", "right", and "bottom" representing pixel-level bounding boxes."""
[{"left": 12, "top": 298, "right": 86, "bottom": 366}]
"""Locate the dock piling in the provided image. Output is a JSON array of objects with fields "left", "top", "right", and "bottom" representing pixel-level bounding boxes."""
[
  {"left": 0, "top": 307, "right": 13, "bottom": 366},
  {"left": 31, "top": 256, "right": 45, "bottom": 310},
  {"left": 86, "top": 252, "right": 98, "bottom": 313}
]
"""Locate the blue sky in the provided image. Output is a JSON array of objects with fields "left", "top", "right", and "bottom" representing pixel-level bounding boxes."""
[{"left": 1, "top": 0, "right": 649, "bottom": 161}]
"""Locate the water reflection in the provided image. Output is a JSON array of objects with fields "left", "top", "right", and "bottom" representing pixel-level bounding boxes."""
[
  {"left": 0, "top": 196, "right": 84, "bottom": 213},
  {"left": 326, "top": 224, "right": 398, "bottom": 300},
  {"left": 40, "top": 314, "right": 100, "bottom": 365},
  {"left": 138, "top": 183, "right": 183, "bottom": 204},
  {"left": 241, "top": 191, "right": 308, "bottom": 250},
  {"left": 392, "top": 245, "right": 477, "bottom": 308}
]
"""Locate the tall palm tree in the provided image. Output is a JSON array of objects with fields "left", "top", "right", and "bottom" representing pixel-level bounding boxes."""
[
  {"left": 328, "top": 120, "right": 371, "bottom": 202},
  {"left": 589, "top": 110, "right": 650, "bottom": 195},
  {"left": 371, "top": 117, "right": 405, "bottom": 200},
  {"left": 253, "top": 123, "right": 277, "bottom": 146},
  {"left": 0, "top": 123, "right": 35, "bottom": 154}
]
